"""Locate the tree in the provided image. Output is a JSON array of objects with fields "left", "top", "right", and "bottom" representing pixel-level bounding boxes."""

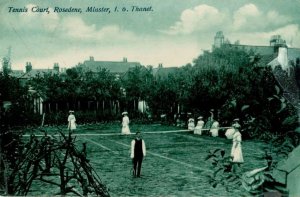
[{"left": 122, "top": 65, "right": 154, "bottom": 113}]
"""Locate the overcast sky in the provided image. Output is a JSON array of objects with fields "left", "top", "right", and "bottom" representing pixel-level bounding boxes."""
[{"left": 0, "top": 0, "right": 300, "bottom": 70}]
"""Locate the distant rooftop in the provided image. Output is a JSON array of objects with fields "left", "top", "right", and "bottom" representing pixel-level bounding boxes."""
[
  {"left": 226, "top": 44, "right": 276, "bottom": 56},
  {"left": 80, "top": 57, "right": 141, "bottom": 74},
  {"left": 153, "top": 65, "right": 179, "bottom": 78},
  {"left": 20, "top": 69, "right": 59, "bottom": 79},
  {"left": 9, "top": 70, "right": 24, "bottom": 78}
]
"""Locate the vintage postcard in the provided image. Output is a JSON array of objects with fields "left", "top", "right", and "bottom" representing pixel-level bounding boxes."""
[{"left": 1, "top": 0, "right": 300, "bottom": 196}]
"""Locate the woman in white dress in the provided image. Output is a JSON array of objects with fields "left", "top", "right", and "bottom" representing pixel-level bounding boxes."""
[
  {"left": 121, "top": 112, "right": 131, "bottom": 135},
  {"left": 67, "top": 111, "right": 76, "bottom": 131},
  {"left": 188, "top": 118, "right": 195, "bottom": 131},
  {"left": 231, "top": 124, "right": 244, "bottom": 172},
  {"left": 210, "top": 120, "right": 219, "bottom": 137},
  {"left": 194, "top": 116, "right": 204, "bottom": 135}
]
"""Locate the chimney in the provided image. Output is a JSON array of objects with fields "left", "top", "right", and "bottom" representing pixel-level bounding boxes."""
[
  {"left": 278, "top": 47, "right": 288, "bottom": 70},
  {"left": 90, "top": 56, "right": 94, "bottom": 61},
  {"left": 53, "top": 63, "right": 60, "bottom": 73},
  {"left": 213, "top": 31, "right": 224, "bottom": 49},
  {"left": 123, "top": 57, "right": 128, "bottom": 62},
  {"left": 26, "top": 62, "right": 32, "bottom": 73},
  {"left": 158, "top": 63, "right": 163, "bottom": 68}
]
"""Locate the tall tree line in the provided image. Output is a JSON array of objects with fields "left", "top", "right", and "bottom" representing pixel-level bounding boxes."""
[{"left": 1, "top": 45, "right": 298, "bottom": 137}]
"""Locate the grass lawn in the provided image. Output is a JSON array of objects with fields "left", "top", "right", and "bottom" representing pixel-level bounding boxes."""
[{"left": 24, "top": 123, "right": 268, "bottom": 196}]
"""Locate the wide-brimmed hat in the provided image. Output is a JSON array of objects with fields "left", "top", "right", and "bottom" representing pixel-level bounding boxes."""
[
  {"left": 122, "top": 112, "right": 128, "bottom": 115},
  {"left": 233, "top": 118, "right": 239, "bottom": 122},
  {"left": 197, "top": 116, "right": 203, "bottom": 119},
  {"left": 69, "top": 110, "right": 74, "bottom": 113}
]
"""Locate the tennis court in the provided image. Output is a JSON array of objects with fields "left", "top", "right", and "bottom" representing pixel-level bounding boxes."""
[{"left": 58, "top": 124, "right": 268, "bottom": 196}]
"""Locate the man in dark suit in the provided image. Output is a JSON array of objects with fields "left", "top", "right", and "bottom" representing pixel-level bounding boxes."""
[{"left": 130, "top": 131, "right": 146, "bottom": 177}]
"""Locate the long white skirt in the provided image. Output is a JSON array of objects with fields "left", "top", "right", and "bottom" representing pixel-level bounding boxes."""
[
  {"left": 188, "top": 122, "right": 195, "bottom": 131},
  {"left": 194, "top": 126, "right": 203, "bottom": 135},
  {"left": 210, "top": 128, "right": 219, "bottom": 137},
  {"left": 68, "top": 120, "right": 76, "bottom": 130},
  {"left": 231, "top": 143, "right": 244, "bottom": 163},
  {"left": 122, "top": 125, "right": 131, "bottom": 135}
]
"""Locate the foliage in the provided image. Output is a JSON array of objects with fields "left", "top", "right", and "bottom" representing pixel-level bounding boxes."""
[
  {"left": 121, "top": 65, "right": 154, "bottom": 113},
  {"left": 0, "top": 73, "right": 29, "bottom": 125},
  {"left": 265, "top": 131, "right": 300, "bottom": 166},
  {"left": 205, "top": 149, "right": 240, "bottom": 191},
  {"left": 206, "top": 131, "right": 300, "bottom": 195},
  {"left": 235, "top": 84, "right": 298, "bottom": 140},
  {"left": 147, "top": 75, "right": 178, "bottom": 118},
  {"left": 29, "top": 67, "right": 121, "bottom": 110},
  {"left": 1, "top": 129, "right": 110, "bottom": 196},
  {"left": 43, "top": 110, "right": 118, "bottom": 126},
  {"left": 2, "top": 44, "right": 298, "bottom": 140},
  {"left": 205, "top": 148, "right": 289, "bottom": 196}
]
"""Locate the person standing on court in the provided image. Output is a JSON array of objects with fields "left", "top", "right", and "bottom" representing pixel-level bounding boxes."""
[
  {"left": 231, "top": 123, "right": 244, "bottom": 172},
  {"left": 188, "top": 117, "right": 195, "bottom": 131},
  {"left": 130, "top": 131, "right": 146, "bottom": 177},
  {"left": 194, "top": 116, "right": 205, "bottom": 135},
  {"left": 210, "top": 120, "right": 220, "bottom": 137},
  {"left": 67, "top": 110, "right": 76, "bottom": 132},
  {"left": 121, "top": 112, "right": 131, "bottom": 134},
  {"left": 204, "top": 109, "right": 214, "bottom": 131}
]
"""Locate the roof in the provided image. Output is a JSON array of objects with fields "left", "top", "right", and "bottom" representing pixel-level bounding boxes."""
[
  {"left": 81, "top": 60, "right": 141, "bottom": 74},
  {"left": 226, "top": 44, "right": 275, "bottom": 56},
  {"left": 269, "top": 47, "right": 300, "bottom": 107},
  {"left": 272, "top": 144, "right": 300, "bottom": 185},
  {"left": 288, "top": 48, "right": 300, "bottom": 62},
  {"left": 257, "top": 54, "right": 277, "bottom": 67},
  {"left": 154, "top": 67, "right": 179, "bottom": 78},
  {"left": 267, "top": 47, "right": 300, "bottom": 68},
  {"left": 277, "top": 145, "right": 300, "bottom": 173},
  {"left": 20, "top": 69, "right": 59, "bottom": 79},
  {"left": 9, "top": 70, "right": 24, "bottom": 78},
  {"left": 268, "top": 58, "right": 281, "bottom": 69},
  {"left": 229, "top": 44, "right": 300, "bottom": 65}
]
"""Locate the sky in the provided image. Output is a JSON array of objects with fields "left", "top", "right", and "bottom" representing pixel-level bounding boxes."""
[{"left": 0, "top": 0, "right": 300, "bottom": 70}]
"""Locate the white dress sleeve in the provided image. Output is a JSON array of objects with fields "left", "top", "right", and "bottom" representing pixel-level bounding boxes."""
[
  {"left": 142, "top": 140, "right": 146, "bottom": 157},
  {"left": 130, "top": 140, "right": 135, "bottom": 158},
  {"left": 236, "top": 133, "right": 242, "bottom": 142}
]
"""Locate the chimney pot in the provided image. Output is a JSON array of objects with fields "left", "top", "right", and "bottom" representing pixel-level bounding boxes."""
[
  {"left": 278, "top": 47, "right": 288, "bottom": 70},
  {"left": 26, "top": 61, "right": 32, "bottom": 73}
]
